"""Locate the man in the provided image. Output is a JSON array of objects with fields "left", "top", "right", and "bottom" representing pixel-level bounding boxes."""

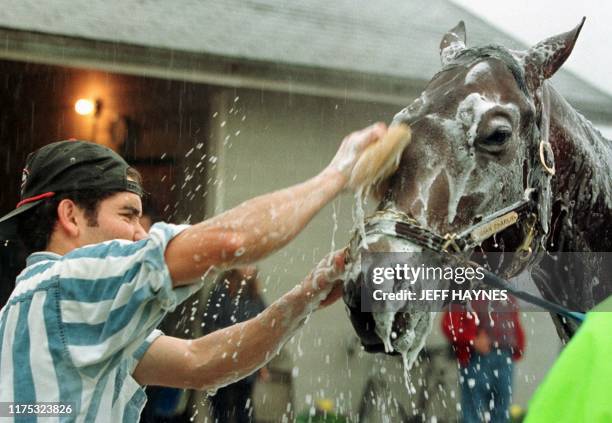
[
  {"left": 441, "top": 297, "right": 525, "bottom": 423},
  {"left": 0, "top": 123, "right": 388, "bottom": 421}
]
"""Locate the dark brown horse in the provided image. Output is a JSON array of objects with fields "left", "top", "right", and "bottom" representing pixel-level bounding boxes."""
[{"left": 344, "top": 19, "right": 612, "bottom": 360}]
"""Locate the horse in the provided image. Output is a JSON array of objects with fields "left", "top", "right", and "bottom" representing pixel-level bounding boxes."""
[{"left": 343, "top": 19, "right": 612, "bottom": 362}]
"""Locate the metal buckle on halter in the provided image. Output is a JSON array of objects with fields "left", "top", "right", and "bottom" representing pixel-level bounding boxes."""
[
  {"left": 539, "top": 139, "right": 556, "bottom": 176},
  {"left": 500, "top": 212, "right": 539, "bottom": 278},
  {"left": 441, "top": 233, "right": 462, "bottom": 253},
  {"left": 516, "top": 213, "right": 538, "bottom": 261}
]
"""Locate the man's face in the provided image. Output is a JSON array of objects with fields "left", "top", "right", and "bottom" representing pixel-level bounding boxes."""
[{"left": 77, "top": 191, "right": 147, "bottom": 246}]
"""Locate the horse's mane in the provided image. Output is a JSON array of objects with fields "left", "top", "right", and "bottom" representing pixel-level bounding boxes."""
[{"left": 547, "top": 85, "right": 612, "bottom": 212}]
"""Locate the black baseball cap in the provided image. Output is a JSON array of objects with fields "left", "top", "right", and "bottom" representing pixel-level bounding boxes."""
[{"left": 0, "top": 140, "right": 143, "bottom": 238}]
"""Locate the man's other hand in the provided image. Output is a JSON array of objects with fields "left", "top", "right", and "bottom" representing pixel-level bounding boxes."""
[{"left": 301, "top": 249, "right": 347, "bottom": 309}]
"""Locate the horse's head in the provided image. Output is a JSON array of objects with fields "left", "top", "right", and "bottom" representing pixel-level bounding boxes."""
[{"left": 345, "top": 20, "right": 585, "bottom": 355}]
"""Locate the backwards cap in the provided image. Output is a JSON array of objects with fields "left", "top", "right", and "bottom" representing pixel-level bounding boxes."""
[{"left": 0, "top": 140, "right": 142, "bottom": 238}]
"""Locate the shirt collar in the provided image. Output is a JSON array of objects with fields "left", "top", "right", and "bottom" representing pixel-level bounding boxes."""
[{"left": 26, "top": 251, "right": 62, "bottom": 266}]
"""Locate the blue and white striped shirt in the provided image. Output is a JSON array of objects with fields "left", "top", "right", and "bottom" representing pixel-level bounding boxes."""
[{"left": 0, "top": 222, "right": 201, "bottom": 422}]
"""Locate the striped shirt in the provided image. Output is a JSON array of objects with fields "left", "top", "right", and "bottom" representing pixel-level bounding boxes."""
[{"left": 0, "top": 222, "right": 201, "bottom": 422}]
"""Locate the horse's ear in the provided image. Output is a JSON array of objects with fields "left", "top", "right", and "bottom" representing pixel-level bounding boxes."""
[
  {"left": 523, "top": 17, "right": 585, "bottom": 93},
  {"left": 440, "top": 21, "right": 466, "bottom": 65}
]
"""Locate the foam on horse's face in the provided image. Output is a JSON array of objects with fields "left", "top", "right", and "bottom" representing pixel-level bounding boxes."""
[{"left": 390, "top": 57, "right": 533, "bottom": 235}]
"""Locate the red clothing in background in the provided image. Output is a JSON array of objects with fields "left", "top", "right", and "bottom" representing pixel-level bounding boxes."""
[{"left": 441, "top": 297, "right": 525, "bottom": 366}]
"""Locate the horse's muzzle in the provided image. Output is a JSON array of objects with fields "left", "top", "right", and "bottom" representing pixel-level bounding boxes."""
[
  {"left": 342, "top": 232, "right": 444, "bottom": 356},
  {"left": 343, "top": 269, "right": 400, "bottom": 354}
]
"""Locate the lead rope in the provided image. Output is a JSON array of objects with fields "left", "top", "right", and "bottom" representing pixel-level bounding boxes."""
[{"left": 473, "top": 265, "right": 586, "bottom": 323}]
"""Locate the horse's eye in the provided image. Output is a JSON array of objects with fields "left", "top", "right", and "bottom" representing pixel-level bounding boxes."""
[
  {"left": 485, "top": 127, "right": 512, "bottom": 145},
  {"left": 477, "top": 124, "right": 513, "bottom": 153}
]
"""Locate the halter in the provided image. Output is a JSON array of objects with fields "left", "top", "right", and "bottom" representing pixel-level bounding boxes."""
[
  {"left": 367, "top": 194, "right": 536, "bottom": 258},
  {"left": 353, "top": 196, "right": 584, "bottom": 323}
]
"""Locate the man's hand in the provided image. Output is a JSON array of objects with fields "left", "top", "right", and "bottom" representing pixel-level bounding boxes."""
[
  {"left": 473, "top": 329, "right": 491, "bottom": 354},
  {"left": 327, "top": 123, "right": 388, "bottom": 185},
  {"left": 299, "top": 250, "right": 346, "bottom": 310}
]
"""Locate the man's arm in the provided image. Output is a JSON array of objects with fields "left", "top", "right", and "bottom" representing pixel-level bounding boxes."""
[
  {"left": 133, "top": 252, "right": 345, "bottom": 389},
  {"left": 165, "top": 123, "right": 387, "bottom": 285}
]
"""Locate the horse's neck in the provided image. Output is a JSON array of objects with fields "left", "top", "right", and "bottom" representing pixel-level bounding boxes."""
[
  {"left": 531, "top": 85, "right": 612, "bottom": 316},
  {"left": 547, "top": 84, "right": 612, "bottom": 252}
]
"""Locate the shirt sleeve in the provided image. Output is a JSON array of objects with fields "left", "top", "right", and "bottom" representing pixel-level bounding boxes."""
[
  {"left": 56, "top": 222, "right": 203, "bottom": 373},
  {"left": 125, "top": 328, "right": 165, "bottom": 376}
]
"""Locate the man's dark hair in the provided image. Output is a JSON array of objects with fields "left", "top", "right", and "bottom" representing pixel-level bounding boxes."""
[{"left": 16, "top": 167, "right": 142, "bottom": 254}]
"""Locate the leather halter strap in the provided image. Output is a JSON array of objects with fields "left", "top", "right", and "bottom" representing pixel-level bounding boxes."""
[{"left": 366, "top": 196, "right": 535, "bottom": 256}]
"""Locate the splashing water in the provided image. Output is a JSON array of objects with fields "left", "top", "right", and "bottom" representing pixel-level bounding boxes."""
[
  {"left": 330, "top": 201, "right": 339, "bottom": 254},
  {"left": 401, "top": 353, "right": 417, "bottom": 396},
  {"left": 372, "top": 311, "right": 395, "bottom": 353},
  {"left": 353, "top": 188, "right": 369, "bottom": 250}
]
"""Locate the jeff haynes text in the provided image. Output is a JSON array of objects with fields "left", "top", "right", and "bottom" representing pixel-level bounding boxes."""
[{"left": 372, "top": 288, "right": 509, "bottom": 302}]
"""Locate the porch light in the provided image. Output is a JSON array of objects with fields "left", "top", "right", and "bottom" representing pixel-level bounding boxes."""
[{"left": 74, "top": 99, "right": 95, "bottom": 116}]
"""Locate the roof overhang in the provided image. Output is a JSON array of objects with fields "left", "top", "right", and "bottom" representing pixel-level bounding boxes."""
[
  {"left": 0, "top": 27, "right": 427, "bottom": 107},
  {"left": 1, "top": 26, "right": 611, "bottom": 122}
]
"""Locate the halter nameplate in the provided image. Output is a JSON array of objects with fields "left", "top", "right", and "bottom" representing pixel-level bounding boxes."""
[{"left": 469, "top": 211, "right": 518, "bottom": 244}]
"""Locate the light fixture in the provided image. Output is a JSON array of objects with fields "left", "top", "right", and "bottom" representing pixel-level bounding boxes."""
[{"left": 75, "top": 99, "right": 95, "bottom": 116}]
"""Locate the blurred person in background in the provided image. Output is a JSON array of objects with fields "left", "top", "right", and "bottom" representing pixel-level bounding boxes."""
[
  {"left": 203, "top": 266, "right": 268, "bottom": 423},
  {"left": 442, "top": 296, "right": 525, "bottom": 423}
]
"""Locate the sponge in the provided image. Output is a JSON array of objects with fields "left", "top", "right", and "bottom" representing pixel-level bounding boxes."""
[{"left": 348, "top": 123, "right": 411, "bottom": 191}]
